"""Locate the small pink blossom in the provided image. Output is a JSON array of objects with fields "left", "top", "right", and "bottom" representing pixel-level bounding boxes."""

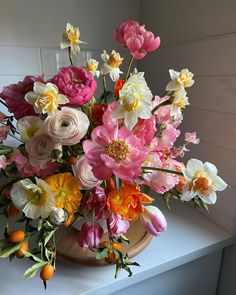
[
  {"left": 0, "top": 76, "right": 44, "bottom": 120},
  {"left": 114, "top": 20, "right": 160, "bottom": 60},
  {"left": 0, "top": 125, "right": 10, "bottom": 141},
  {"left": 77, "top": 222, "right": 103, "bottom": 249},
  {"left": 185, "top": 132, "right": 200, "bottom": 144},
  {"left": 53, "top": 66, "right": 97, "bottom": 106},
  {"left": 107, "top": 213, "right": 130, "bottom": 238},
  {"left": 140, "top": 206, "right": 167, "bottom": 236},
  {"left": 133, "top": 117, "right": 156, "bottom": 145},
  {"left": 83, "top": 124, "right": 148, "bottom": 180}
]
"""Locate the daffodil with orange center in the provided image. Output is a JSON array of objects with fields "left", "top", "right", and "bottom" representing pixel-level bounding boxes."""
[
  {"left": 107, "top": 182, "right": 153, "bottom": 221},
  {"left": 45, "top": 173, "right": 82, "bottom": 214}
]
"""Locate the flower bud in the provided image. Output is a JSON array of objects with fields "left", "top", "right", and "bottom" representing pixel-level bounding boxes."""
[
  {"left": 49, "top": 207, "right": 66, "bottom": 225},
  {"left": 140, "top": 206, "right": 167, "bottom": 236},
  {"left": 107, "top": 213, "right": 130, "bottom": 238},
  {"left": 77, "top": 222, "right": 103, "bottom": 249}
]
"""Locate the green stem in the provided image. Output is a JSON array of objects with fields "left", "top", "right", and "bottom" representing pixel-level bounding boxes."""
[
  {"left": 68, "top": 47, "right": 73, "bottom": 65},
  {"left": 125, "top": 56, "right": 134, "bottom": 81},
  {"left": 102, "top": 75, "right": 107, "bottom": 103},
  {"left": 142, "top": 166, "right": 183, "bottom": 176}
]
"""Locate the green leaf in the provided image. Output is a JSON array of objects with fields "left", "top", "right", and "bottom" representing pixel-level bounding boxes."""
[
  {"left": 23, "top": 261, "right": 47, "bottom": 279},
  {"left": 115, "top": 262, "right": 121, "bottom": 279},
  {"left": 43, "top": 280, "right": 47, "bottom": 290},
  {"left": 21, "top": 249, "right": 45, "bottom": 263},
  {"left": 0, "top": 239, "right": 10, "bottom": 248},
  {"left": 0, "top": 243, "right": 21, "bottom": 258},
  {"left": 44, "top": 229, "right": 56, "bottom": 246},
  {"left": 4, "top": 223, "right": 10, "bottom": 239},
  {"left": 0, "top": 145, "right": 13, "bottom": 155},
  {"left": 96, "top": 248, "right": 108, "bottom": 260},
  {"left": 115, "top": 176, "right": 121, "bottom": 192}
]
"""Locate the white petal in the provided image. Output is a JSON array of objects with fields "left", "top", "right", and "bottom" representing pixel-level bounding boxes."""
[
  {"left": 203, "top": 162, "right": 218, "bottom": 177},
  {"left": 46, "top": 83, "right": 58, "bottom": 93},
  {"left": 57, "top": 94, "right": 69, "bottom": 104},
  {"left": 124, "top": 112, "right": 138, "bottom": 130},
  {"left": 110, "top": 69, "right": 120, "bottom": 82},
  {"left": 71, "top": 44, "right": 80, "bottom": 55},
  {"left": 33, "top": 82, "right": 47, "bottom": 94},
  {"left": 23, "top": 202, "right": 41, "bottom": 219},
  {"left": 181, "top": 188, "right": 194, "bottom": 201},
  {"left": 169, "top": 69, "right": 179, "bottom": 80},
  {"left": 186, "top": 159, "right": 203, "bottom": 174},
  {"left": 25, "top": 91, "right": 38, "bottom": 104},
  {"left": 100, "top": 63, "right": 111, "bottom": 75},
  {"left": 60, "top": 42, "right": 70, "bottom": 49},
  {"left": 112, "top": 105, "right": 126, "bottom": 119},
  {"left": 66, "top": 23, "right": 73, "bottom": 31},
  {"left": 214, "top": 176, "right": 228, "bottom": 191},
  {"left": 199, "top": 191, "right": 217, "bottom": 205},
  {"left": 166, "top": 81, "right": 178, "bottom": 91}
]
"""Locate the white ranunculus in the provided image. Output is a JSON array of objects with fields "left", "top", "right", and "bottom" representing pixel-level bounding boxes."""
[
  {"left": 181, "top": 159, "right": 228, "bottom": 204},
  {"left": 44, "top": 107, "right": 90, "bottom": 145}
]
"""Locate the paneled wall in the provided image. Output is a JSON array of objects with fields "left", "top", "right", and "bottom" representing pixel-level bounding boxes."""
[{"left": 139, "top": 0, "right": 236, "bottom": 233}]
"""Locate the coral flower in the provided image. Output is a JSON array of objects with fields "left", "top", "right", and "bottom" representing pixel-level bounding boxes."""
[
  {"left": 83, "top": 124, "right": 148, "bottom": 180},
  {"left": 107, "top": 182, "right": 153, "bottom": 221},
  {"left": 45, "top": 173, "right": 82, "bottom": 214}
]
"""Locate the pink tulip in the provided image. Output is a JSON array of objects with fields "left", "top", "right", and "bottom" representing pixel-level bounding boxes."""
[
  {"left": 114, "top": 20, "right": 160, "bottom": 60},
  {"left": 77, "top": 222, "right": 103, "bottom": 249},
  {"left": 107, "top": 213, "right": 130, "bottom": 238},
  {"left": 140, "top": 206, "right": 167, "bottom": 236}
]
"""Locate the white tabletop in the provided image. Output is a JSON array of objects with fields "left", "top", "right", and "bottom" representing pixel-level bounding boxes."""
[{"left": 0, "top": 200, "right": 233, "bottom": 295}]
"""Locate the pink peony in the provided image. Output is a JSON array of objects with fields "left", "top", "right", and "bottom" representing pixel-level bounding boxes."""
[
  {"left": 140, "top": 206, "right": 167, "bottom": 236},
  {"left": 107, "top": 213, "right": 130, "bottom": 238},
  {"left": 77, "top": 222, "right": 103, "bottom": 249},
  {"left": 0, "top": 76, "right": 44, "bottom": 120},
  {"left": 53, "top": 66, "right": 97, "bottom": 106},
  {"left": 83, "top": 124, "right": 148, "bottom": 180},
  {"left": 185, "top": 132, "right": 200, "bottom": 144},
  {"left": 114, "top": 20, "right": 160, "bottom": 60},
  {"left": 133, "top": 117, "right": 156, "bottom": 145}
]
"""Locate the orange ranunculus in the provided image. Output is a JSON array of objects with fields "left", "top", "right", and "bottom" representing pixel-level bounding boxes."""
[
  {"left": 107, "top": 182, "right": 153, "bottom": 221},
  {"left": 114, "top": 79, "right": 125, "bottom": 97}
]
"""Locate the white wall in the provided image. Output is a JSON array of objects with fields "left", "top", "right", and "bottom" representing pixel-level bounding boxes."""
[{"left": 139, "top": 0, "right": 236, "bottom": 233}]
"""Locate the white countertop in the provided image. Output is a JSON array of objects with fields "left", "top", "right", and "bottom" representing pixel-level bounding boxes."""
[{"left": 0, "top": 201, "right": 234, "bottom": 295}]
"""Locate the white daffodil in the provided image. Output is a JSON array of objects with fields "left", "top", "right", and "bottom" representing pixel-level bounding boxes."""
[
  {"left": 166, "top": 69, "right": 194, "bottom": 91},
  {"left": 100, "top": 50, "right": 123, "bottom": 82},
  {"left": 86, "top": 58, "right": 100, "bottom": 78},
  {"left": 10, "top": 178, "right": 54, "bottom": 219},
  {"left": 17, "top": 116, "right": 44, "bottom": 142},
  {"left": 181, "top": 159, "right": 227, "bottom": 204},
  {"left": 170, "top": 87, "right": 189, "bottom": 119},
  {"left": 25, "top": 82, "right": 69, "bottom": 115},
  {"left": 112, "top": 71, "right": 153, "bottom": 130},
  {"left": 60, "top": 23, "right": 86, "bottom": 55}
]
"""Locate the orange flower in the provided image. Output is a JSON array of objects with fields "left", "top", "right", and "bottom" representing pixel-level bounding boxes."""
[
  {"left": 174, "top": 162, "right": 186, "bottom": 192},
  {"left": 107, "top": 182, "right": 153, "bottom": 221},
  {"left": 45, "top": 173, "right": 82, "bottom": 214},
  {"left": 114, "top": 79, "right": 125, "bottom": 97}
]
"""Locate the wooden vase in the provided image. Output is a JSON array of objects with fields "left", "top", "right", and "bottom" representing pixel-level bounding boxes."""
[{"left": 56, "top": 219, "right": 152, "bottom": 266}]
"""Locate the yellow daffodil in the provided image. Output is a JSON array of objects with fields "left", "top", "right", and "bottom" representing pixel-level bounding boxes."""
[
  {"left": 25, "top": 82, "right": 69, "bottom": 115},
  {"left": 45, "top": 173, "right": 82, "bottom": 214},
  {"left": 100, "top": 50, "right": 123, "bottom": 82},
  {"left": 60, "top": 23, "right": 86, "bottom": 55},
  {"left": 166, "top": 69, "right": 194, "bottom": 91}
]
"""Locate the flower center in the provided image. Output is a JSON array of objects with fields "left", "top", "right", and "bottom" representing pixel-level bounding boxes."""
[
  {"left": 35, "top": 90, "right": 58, "bottom": 113},
  {"left": 87, "top": 63, "right": 98, "bottom": 71},
  {"left": 67, "top": 29, "right": 79, "bottom": 44},
  {"left": 57, "top": 188, "right": 68, "bottom": 199},
  {"left": 120, "top": 92, "right": 141, "bottom": 112},
  {"left": 190, "top": 171, "right": 214, "bottom": 196},
  {"left": 105, "top": 140, "right": 129, "bottom": 162},
  {"left": 108, "top": 54, "right": 122, "bottom": 68}
]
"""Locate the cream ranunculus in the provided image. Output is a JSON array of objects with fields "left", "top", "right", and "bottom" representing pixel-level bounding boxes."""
[
  {"left": 17, "top": 116, "right": 44, "bottom": 142},
  {"left": 112, "top": 71, "right": 153, "bottom": 129},
  {"left": 44, "top": 107, "right": 90, "bottom": 145},
  {"left": 10, "top": 178, "right": 54, "bottom": 219},
  {"left": 25, "top": 132, "right": 57, "bottom": 166},
  {"left": 73, "top": 156, "right": 101, "bottom": 189},
  {"left": 166, "top": 69, "right": 194, "bottom": 91},
  {"left": 181, "top": 159, "right": 228, "bottom": 204},
  {"left": 25, "top": 82, "right": 69, "bottom": 115}
]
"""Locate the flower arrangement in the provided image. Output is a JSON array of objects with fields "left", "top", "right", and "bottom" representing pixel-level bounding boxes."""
[{"left": 0, "top": 20, "right": 227, "bottom": 288}]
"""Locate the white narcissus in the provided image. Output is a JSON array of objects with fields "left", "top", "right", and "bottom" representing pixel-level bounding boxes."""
[
  {"left": 181, "top": 159, "right": 228, "bottom": 204},
  {"left": 10, "top": 178, "right": 54, "bottom": 219},
  {"left": 112, "top": 71, "right": 153, "bottom": 130},
  {"left": 170, "top": 87, "right": 189, "bottom": 119},
  {"left": 100, "top": 50, "right": 123, "bottom": 82},
  {"left": 86, "top": 58, "right": 100, "bottom": 78},
  {"left": 25, "top": 82, "right": 69, "bottom": 115},
  {"left": 166, "top": 69, "right": 194, "bottom": 91},
  {"left": 17, "top": 116, "right": 44, "bottom": 142}
]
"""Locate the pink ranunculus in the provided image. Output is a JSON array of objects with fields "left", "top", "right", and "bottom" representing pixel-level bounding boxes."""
[
  {"left": 107, "top": 213, "right": 130, "bottom": 238},
  {"left": 25, "top": 133, "right": 56, "bottom": 166},
  {"left": 133, "top": 117, "right": 156, "bottom": 145},
  {"left": 73, "top": 156, "right": 101, "bottom": 190},
  {"left": 185, "top": 132, "right": 200, "bottom": 144},
  {"left": 44, "top": 107, "right": 89, "bottom": 145},
  {"left": 53, "top": 66, "right": 97, "bottom": 106},
  {"left": 140, "top": 206, "right": 167, "bottom": 236},
  {"left": 0, "top": 125, "right": 10, "bottom": 141},
  {"left": 83, "top": 124, "right": 148, "bottom": 180},
  {"left": 77, "top": 222, "right": 103, "bottom": 249},
  {"left": 0, "top": 76, "right": 44, "bottom": 120},
  {"left": 114, "top": 20, "right": 160, "bottom": 60}
]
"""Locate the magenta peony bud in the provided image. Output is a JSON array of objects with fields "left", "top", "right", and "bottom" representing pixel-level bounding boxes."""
[
  {"left": 77, "top": 222, "right": 103, "bottom": 249},
  {"left": 140, "top": 206, "right": 167, "bottom": 236},
  {"left": 107, "top": 213, "right": 130, "bottom": 238}
]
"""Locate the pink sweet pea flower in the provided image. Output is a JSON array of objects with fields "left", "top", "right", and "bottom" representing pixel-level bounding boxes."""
[
  {"left": 0, "top": 76, "right": 44, "bottom": 120},
  {"left": 133, "top": 117, "right": 156, "bottom": 145},
  {"left": 107, "top": 213, "right": 130, "bottom": 238},
  {"left": 140, "top": 206, "right": 167, "bottom": 236},
  {"left": 83, "top": 124, "right": 148, "bottom": 180},
  {"left": 114, "top": 20, "right": 160, "bottom": 60},
  {"left": 53, "top": 66, "right": 97, "bottom": 106},
  {"left": 185, "top": 132, "right": 200, "bottom": 144},
  {"left": 77, "top": 222, "right": 103, "bottom": 249}
]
